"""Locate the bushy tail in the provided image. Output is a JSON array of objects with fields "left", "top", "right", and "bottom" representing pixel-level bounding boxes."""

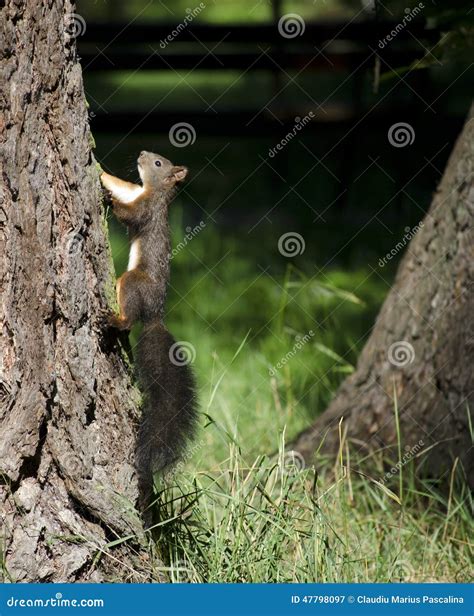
[{"left": 135, "top": 319, "right": 198, "bottom": 505}]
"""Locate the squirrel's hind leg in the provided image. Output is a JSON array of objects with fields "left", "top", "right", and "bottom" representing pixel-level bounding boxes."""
[{"left": 109, "top": 271, "right": 146, "bottom": 330}]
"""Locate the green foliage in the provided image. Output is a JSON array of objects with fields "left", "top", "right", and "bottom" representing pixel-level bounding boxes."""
[
  {"left": 106, "top": 199, "right": 471, "bottom": 585},
  {"left": 110, "top": 212, "right": 386, "bottom": 459},
  {"left": 391, "top": 0, "right": 473, "bottom": 66},
  {"left": 360, "top": 0, "right": 473, "bottom": 67},
  {"left": 80, "top": 0, "right": 349, "bottom": 24}
]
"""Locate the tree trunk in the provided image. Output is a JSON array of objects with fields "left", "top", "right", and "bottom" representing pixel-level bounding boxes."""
[
  {"left": 0, "top": 1, "right": 153, "bottom": 581},
  {"left": 293, "top": 107, "right": 474, "bottom": 484}
]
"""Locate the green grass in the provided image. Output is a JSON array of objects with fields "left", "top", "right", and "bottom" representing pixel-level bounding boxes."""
[
  {"left": 153, "top": 445, "right": 473, "bottom": 583},
  {"left": 110, "top": 210, "right": 387, "bottom": 460},
  {"left": 107, "top": 211, "right": 473, "bottom": 583}
]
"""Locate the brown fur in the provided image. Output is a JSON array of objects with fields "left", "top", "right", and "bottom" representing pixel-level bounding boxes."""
[{"left": 101, "top": 152, "right": 198, "bottom": 511}]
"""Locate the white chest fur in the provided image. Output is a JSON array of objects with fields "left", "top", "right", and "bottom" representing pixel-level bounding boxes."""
[
  {"left": 115, "top": 184, "right": 145, "bottom": 204},
  {"left": 128, "top": 239, "right": 141, "bottom": 271}
]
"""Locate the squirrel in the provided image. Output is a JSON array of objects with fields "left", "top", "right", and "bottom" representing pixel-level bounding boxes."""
[{"left": 100, "top": 151, "right": 198, "bottom": 507}]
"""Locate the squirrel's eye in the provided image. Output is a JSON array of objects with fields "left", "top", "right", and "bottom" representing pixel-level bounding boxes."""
[{"left": 155, "top": 160, "right": 162, "bottom": 167}]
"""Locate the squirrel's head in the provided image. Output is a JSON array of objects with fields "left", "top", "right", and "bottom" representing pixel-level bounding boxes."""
[{"left": 137, "top": 151, "right": 188, "bottom": 191}]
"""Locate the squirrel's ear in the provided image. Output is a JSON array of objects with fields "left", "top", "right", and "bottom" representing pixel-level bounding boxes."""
[{"left": 172, "top": 166, "right": 188, "bottom": 183}]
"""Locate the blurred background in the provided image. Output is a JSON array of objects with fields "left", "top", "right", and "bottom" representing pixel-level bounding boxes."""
[{"left": 78, "top": 0, "right": 472, "bottom": 462}]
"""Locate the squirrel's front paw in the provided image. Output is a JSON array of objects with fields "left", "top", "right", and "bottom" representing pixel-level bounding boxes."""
[
  {"left": 103, "top": 191, "right": 122, "bottom": 210},
  {"left": 101, "top": 188, "right": 114, "bottom": 205}
]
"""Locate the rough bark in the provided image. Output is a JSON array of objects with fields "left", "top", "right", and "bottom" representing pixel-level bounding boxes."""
[
  {"left": 0, "top": 1, "right": 154, "bottom": 581},
  {"left": 293, "top": 108, "right": 474, "bottom": 483}
]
